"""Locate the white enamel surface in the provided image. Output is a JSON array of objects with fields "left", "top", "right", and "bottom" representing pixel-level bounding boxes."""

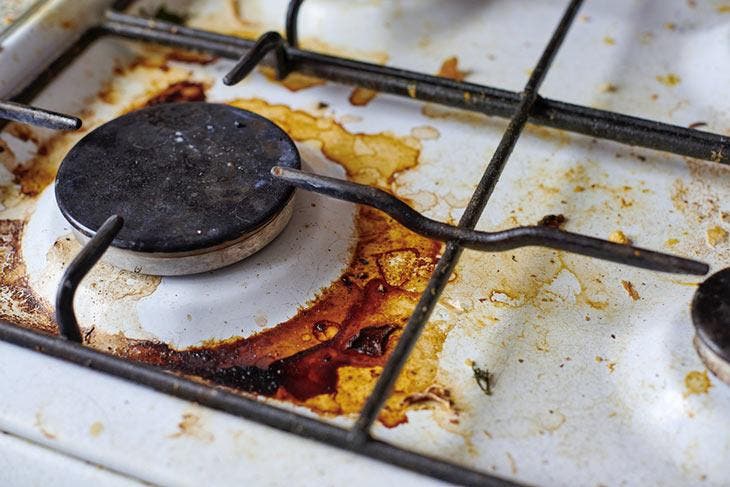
[
  {"left": 0, "top": 430, "right": 138, "bottom": 487},
  {"left": 0, "top": 341, "right": 441, "bottom": 487},
  {"left": 3, "top": 0, "right": 730, "bottom": 486},
  {"left": 0, "top": 0, "right": 116, "bottom": 98}
]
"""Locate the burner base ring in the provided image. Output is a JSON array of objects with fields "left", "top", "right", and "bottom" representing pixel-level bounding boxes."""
[
  {"left": 694, "top": 334, "right": 730, "bottom": 386},
  {"left": 73, "top": 197, "right": 295, "bottom": 276}
]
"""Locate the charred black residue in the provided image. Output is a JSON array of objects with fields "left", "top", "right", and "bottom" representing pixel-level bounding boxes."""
[
  {"left": 126, "top": 280, "right": 407, "bottom": 401},
  {"left": 538, "top": 213, "right": 566, "bottom": 229},
  {"left": 471, "top": 363, "right": 492, "bottom": 396},
  {"left": 345, "top": 324, "right": 397, "bottom": 357}
]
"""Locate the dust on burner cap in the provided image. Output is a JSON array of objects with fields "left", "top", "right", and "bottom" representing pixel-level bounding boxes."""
[
  {"left": 55, "top": 102, "right": 300, "bottom": 275},
  {"left": 691, "top": 268, "right": 730, "bottom": 385}
]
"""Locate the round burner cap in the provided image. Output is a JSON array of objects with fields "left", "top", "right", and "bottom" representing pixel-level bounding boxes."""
[
  {"left": 55, "top": 102, "right": 300, "bottom": 274},
  {"left": 691, "top": 268, "right": 730, "bottom": 384}
]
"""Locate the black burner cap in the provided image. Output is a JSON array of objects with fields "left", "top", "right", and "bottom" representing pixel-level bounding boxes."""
[
  {"left": 55, "top": 102, "right": 300, "bottom": 253},
  {"left": 691, "top": 268, "right": 730, "bottom": 363}
]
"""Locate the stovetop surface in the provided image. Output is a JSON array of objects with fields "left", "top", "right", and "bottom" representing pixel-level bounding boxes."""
[{"left": 0, "top": 1, "right": 729, "bottom": 485}]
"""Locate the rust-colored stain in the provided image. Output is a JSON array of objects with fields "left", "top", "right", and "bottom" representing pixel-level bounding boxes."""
[
  {"left": 437, "top": 56, "right": 470, "bottom": 82},
  {"left": 684, "top": 370, "right": 712, "bottom": 396},
  {"left": 166, "top": 50, "right": 218, "bottom": 65},
  {"left": 170, "top": 411, "right": 214, "bottom": 443},
  {"left": 34, "top": 411, "right": 57, "bottom": 440},
  {"left": 144, "top": 80, "right": 207, "bottom": 105},
  {"left": 621, "top": 280, "right": 640, "bottom": 301},
  {"left": 0, "top": 220, "right": 55, "bottom": 332},
  {"left": 349, "top": 87, "right": 378, "bottom": 106}
]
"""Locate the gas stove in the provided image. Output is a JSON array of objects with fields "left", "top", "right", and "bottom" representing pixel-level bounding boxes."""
[{"left": 1, "top": 1, "right": 729, "bottom": 485}]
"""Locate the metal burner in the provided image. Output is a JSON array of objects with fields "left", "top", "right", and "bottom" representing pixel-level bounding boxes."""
[
  {"left": 692, "top": 268, "right": 730, "bottom": 384},
  {"left": 55, "top": 102, "right": 300, "bottom": 275}
]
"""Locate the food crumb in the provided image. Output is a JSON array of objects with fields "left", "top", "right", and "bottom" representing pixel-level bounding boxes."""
[
  {"left": 656, "top": 73, "right": 681, "bottom": 87},
  {"left": 603, "top": 36, "right": 615, "bottom": 45},
  {"left": 538, "top": 214, "right": 566, "bottom": 229},
  {"left": 621, "top": 280, "right": 640, "bottom": 301},
  {"left": 706, "top": 225, "right": 728, "bottom": 247},
  {"left": 717, "top": 5, "right": 730, "bottom": 13},
  {"left": 471, "top": 363, "right": 492, "bottom": 395},
  {"left": 665, "top": 238, "right": 679, "bottom": 247},
  {"left": 608, "top": 230, "right": 631, "bottom": 245}
]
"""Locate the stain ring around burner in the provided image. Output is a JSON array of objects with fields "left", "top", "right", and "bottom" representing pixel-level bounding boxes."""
[{"left": 55, "top": 102, "right": 301, "bottom": 275}]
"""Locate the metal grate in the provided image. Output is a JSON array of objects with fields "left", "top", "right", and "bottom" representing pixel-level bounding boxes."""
[{"left": 0, "top": 1, "right": 727, "bottom": 485}]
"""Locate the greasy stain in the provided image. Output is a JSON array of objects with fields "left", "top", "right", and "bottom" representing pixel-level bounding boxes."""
[
  {"left": 259, "top": 66, "right": 326, "bottom": 92},
  {"left": 227, "top": 98, "right": 421, "bottom": 185},
  {"left": 621, "top": 280, "right": 640, "bottom": 301},
  {"left": 0, "top": 220, "right": 55, "bottom": 332},
  {"left": 144, "top": 80, "right": 207, "bottom": 106},
  {"left": 349, "top": 87, "right": 378, "bottom": 106},
  {"left": 438, "top": 56, "right": 470, "bottom": 82},
  {"left": 34, "top": 411, "right": 57, "bottom": 440},
  {"left": 170, "top": 411, "right": 214, "bottom": 443},
  {"left": 656, "top": 73, "right": 681, "bottom": 87},
  {"left": 684, "top": 370, "right": 712, "bottom": 396},
  {"left": 608, "top": 230, "right": 631, "bottom": 245},
  {"left": 706, "top": 225, "right": 728, "bottom": 247},
  {"left": 89, "top": 421, "right": 104, "bottom": 437}
]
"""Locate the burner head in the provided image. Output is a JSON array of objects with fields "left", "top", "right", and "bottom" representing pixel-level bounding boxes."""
[
  {"left": 691, "top": 268, "right": 730, "bottom": 384},
  {"left": 55, "top": 102, "right": 300, "bottom": 275}
]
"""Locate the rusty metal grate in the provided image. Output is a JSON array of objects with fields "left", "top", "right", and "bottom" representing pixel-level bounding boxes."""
[{"left": 1, "top": 1, "right": 728, "bottom": 485}]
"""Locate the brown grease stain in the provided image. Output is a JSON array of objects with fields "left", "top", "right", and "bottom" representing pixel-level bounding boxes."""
[
  {"left": 621, "top": 280, "right": 640, "bottom": 301},
  {"left": 0, "top": 220, "right": 55, "bottom": 332},
  {"left": 170, "top": 411, "right": 214, "bottom": 443},
  {"left": 349, "top": 87, "right": 378, "bottom": 106},
  {"left": 438, "top": 56, "right": 470, "bottom": 82},
  {"left": 259, "top": 66, "right": 327, "bottom": 92},
  {"left": 684, "top": 370, "right": 712, "bottom": 396},
  {"left": 144, "top": 80, "right": 207, "bottom": 106}
]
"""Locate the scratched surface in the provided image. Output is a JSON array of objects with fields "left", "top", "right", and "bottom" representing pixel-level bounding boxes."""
[{"left": 0, "top": 0, "right": 729, "bottom": 485}]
